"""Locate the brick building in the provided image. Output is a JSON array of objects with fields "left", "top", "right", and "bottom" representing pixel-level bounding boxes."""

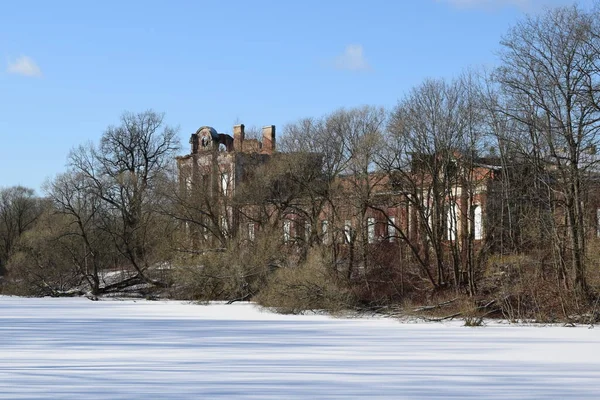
[
  {"left": 177, "top": 124, "right": 498, "bottom": 259},
  {"left": 176, "top": 124, "right": 276, "bottom": 245}
]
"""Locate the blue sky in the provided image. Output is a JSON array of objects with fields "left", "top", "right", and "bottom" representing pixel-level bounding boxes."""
[{"left": 0, "top": 0, "right": 594, "bottom": 193}]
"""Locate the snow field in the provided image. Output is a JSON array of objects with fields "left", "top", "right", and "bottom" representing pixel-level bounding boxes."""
[{"left": 1, "top": 297, "right": 599, "bottom": 399}]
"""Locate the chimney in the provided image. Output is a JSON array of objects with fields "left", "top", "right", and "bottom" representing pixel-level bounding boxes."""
[
  {"left": 262, "top": 125, "right": 276, "bottom": 154},
  {"left": 190, "top": 133, "right": 199, "bottom": 154},
  {"left": 233, "top": 124, "right": 245, "bottom": 152}
]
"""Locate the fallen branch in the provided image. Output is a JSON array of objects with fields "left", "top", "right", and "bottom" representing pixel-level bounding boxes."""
[
  {"left": 424, "top": 312, "right": 462, "bottom": 322},
  {"left": 413, "top": 298, "right": 457, "bottom": 312},
  {"left": 227, "top": 293, "right": 252, "bottom": 304},
  {"left": 477, "top": 299, "right": 496, "bottom": 310}
]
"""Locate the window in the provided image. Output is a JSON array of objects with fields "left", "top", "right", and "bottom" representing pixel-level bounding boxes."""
[
  {"left": 321, "top": 220, "right": 329, "bottom": 244},
  {"left": 283, "top": 220, "right": 291, "bottom": 243},
  {"left": 221, "top": 173, "right": 230, "bottom": 196},
  {"left": 200, "top": 174, "right": 209, "bottom": 193},
  {"left": 422, "top": 191, "right": 433, "bottom": 231},
  {"left": 344, "top": 220, "right": 352, "bottom": 243},
  {"left": 407, "top": 201, "right": 413, "bottom": 239},
  {"left": 474, "top": 204, "right": 483, "bottom": 240},
  {"left": 305, "top": 221, "right": 311, "bottom": 243},
  {"left": 248, "top": 223, "right": 255, "bottom": 241},
  {"left": 220, "top": 216, "right": 228, "bottom": 235},
  {"left": 447, "top": 203, "right": 458, "bottom": 241},
  {"left": 367, "top": 217, "right": 376, "bottom": 244},
  {"left": 388, "top": 217, "right": 396, "bottom": 242}
]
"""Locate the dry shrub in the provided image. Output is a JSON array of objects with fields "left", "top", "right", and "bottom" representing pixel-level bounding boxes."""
[
  {"left": 351, "top": 265, "right": 403, "bottom": 308},
  {"left": 482, "top": 253, "right": 578, "bottom": 322},
  {"left": 350, "top": 244, "right": 420, "bottom": 307},
  {"left": 171, "top": 231, "right": 283, "bottom": 301},
  {"left": 256, "top": 248, "right": 354, "bottom": 314},
  {"left": 463, "top": 315, "right": 485, "bottom": 326},
  {"left": 171, "top": 252, "right": 245, "bottom": 301},
  {"left": 3, "top": 225, "right": 81, "bottom": 297},
  {"left": 585, "top": 239, "right": 600, "bottom": 290}
]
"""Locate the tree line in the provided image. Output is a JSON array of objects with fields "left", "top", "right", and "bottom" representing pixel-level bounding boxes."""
[{"left": 2, "top": 4, "right": 600, "bottom": 321}]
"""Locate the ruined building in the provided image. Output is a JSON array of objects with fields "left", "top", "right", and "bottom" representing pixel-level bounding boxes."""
[
  {"left": 176, "top": 124, "right": 276, "bottom": 245},
  {"left": 177, "top": 124, "right": 493, "bottom": 258}
]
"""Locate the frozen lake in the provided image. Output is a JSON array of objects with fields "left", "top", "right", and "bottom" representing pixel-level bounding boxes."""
[{"left": 1, "top": 296, "right": 599, "bottom": 399}]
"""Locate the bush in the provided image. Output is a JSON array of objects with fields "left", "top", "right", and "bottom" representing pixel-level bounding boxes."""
[
  {"left": 3, "top": 223, "right": 81, "bottom": 297},
  {"left": 171, "top": 231, "right": 283, "bottom": 301},
  {"left": 256, "top": 249, "right": 354, "bottom": 314},
  {"left": 481, "top": 253, "right": 585, "bottom": 322}
]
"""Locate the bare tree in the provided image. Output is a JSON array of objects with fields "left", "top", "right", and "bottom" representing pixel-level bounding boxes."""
[
  {"left": 384, "top": 76, "right": 488, "bottom": 294},
  {"left": 160, "top": 161, "right": 230, "bottom": 252},
  {"left": 0, "top": 186, "right": 43, "bottom": 276},
  {"left": 280, "top": 116, "right": 346, "bottom": 251},
  {"left": 44, "top": 172, "right": 116, "bottom": 295},
  {"left": 4, "top": 210, "right": 83, "bottom": 296},
  {"left": 328, "top": 106, "right": 387, "bottom": 278},
  {"left": 279, "top": 107, "right": 387, "bottom": 279},
  {"left": 495, "top": 5, "right": 600, "bottom": 296},
  {"left": 69, "top": 110, "right": 180, "bottom": 288}
]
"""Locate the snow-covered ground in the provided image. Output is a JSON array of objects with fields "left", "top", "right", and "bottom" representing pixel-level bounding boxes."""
[{"left": 1, "top": 297, "right": 599, "bottom": 399}]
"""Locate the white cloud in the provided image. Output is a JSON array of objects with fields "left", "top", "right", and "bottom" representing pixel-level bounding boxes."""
[
  {"left": 7, "top": 56, "right": 42, "bottom": 78},
  {"left": 332, "top": 45, "right": 371, "bottom": 72}
]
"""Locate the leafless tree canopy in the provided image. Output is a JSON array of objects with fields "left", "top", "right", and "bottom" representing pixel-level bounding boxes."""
[
  {"left": 495, "top": 5, "right": 600, "bottom": 295},
  {"left": 0, "top": 186, "right": 43, "bottom": 276}
]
